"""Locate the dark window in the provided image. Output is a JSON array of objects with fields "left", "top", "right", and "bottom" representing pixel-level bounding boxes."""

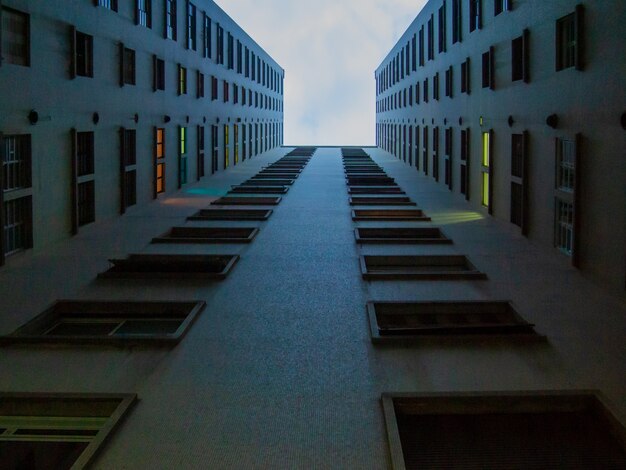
[
  {"left": 423, "top": 78, "right": 429, "bottom": 102},
  {"left": 236, "top": 40, "right": 242, "bottom": 73},
  {"left": 197, "top": 125, "right": 205, "bottom": 179},
  {"left": 461, "top": 57, "right": 470, "bottom": 93},
  {"left": 411, "top": 34, "right": 417, "bottom": 71},
  {"left": 2, "top": 195, "right": 32, "bottom": 258},
  {"left": 445, "top": 66, "right": 453, "bottom": 97},
  {"left": 469, "top": 0, "right": 481, "bottom": 32},
  {"left": 415, "top": 82, "right": 420, "bottom": 104},
  {"left": 418, "top": 26, "right": 425, "bottom": 66},
  {"left": 433, "top": 73, "right": 440, "bottom": 100},
  {"left": 245, "top": 47, "right": 250, "bottom": 77},
  {"left": 76, "top": 132, "right": 94, "bottom": 177},
  {"left": 1, "top": 6, "right": 30, "bottom": 67},
  {"left": 433, "top": 127, "right": 440, "bottom": 181},
  {"left": 186, "top": 1, "right": 196, "bottom": 50},
  {"left": 512, "top": 29, "right": 529, "bottom": 82},
  {"left": 197, "top": 71, "right": 204, "bottom": 98},
  {"left": 223, "top": 80, "right": 229, "bottom": 102},
  {"left": 123, "top": 130, "right": 136, "bottom": 166},
  {"left": 460, "top": 128, "right": 470, "bottom": 199},
  {"left": 494, "top": 0, "right": 511, "bottom": 16},
  {"left": 121, "top": 46, "right": 136, "bottom": 86},
  {"left": 216, "top": 24, "right": 223, "bottom": 64},
  {"left": 2, "top": 135, "right": 31, "bottom": 191},
  {"left": 482, "top": 47, "right": 494, "bottom": 89},
  {"left": 124, "top": 170, "right": 136, "bottom": 208},
  {"left": 203, "top": 14, "right": 211, "bottom": 58},
  {"left": 438, "top": 3, "right": 447, "bottom": 53},
  {"left": 74, "top": 30, "right": 93, "bottom": 78},
  {"left": 136, "top": 0, "right": 152, "bottom": 28},
  {"left": 427, "top": 16, "right": 434, "bottom": 60},
  {"left": 556, "top": 6, "right": 584, "bottom": 71},
  {"left": 211, "top": 76, "right": 218, "bottom": 100},
  {"left": 452, "top": 0, "right": 462, "bottom": 44},
  {"left": 77, "top": 180, "right": 95, "bottom": 227},
  {"left": 233, "top": 84, "right": 239, "bottom": 105},
  {"left": 211, "top": 125, "right": 218, "bottom": 173},
  {"left": 511, "top": 133, "right": 524, "bottom": 179},
  {"left": 153, "top": 56, "right": 165, "bottom": 91},
  {"left": 165, "top": 0, "right": 177, "bottom": 41},
  {"left": 227, "top": 32, "right": 234, "bottom": 69}
]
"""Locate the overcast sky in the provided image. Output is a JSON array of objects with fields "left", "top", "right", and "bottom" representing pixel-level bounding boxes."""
[{"left": 214, "top": 0, "right": 428, "bottom": 146}]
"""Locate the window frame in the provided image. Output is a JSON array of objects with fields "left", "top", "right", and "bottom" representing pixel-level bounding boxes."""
[
  {"left": 0, "top": 5, "right": 31, "bottom": 67},
  {"left": 556, "top": 5, "right": 584, "bottom": 72}
]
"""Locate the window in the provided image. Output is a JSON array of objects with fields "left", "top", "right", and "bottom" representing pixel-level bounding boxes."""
[
  {"left": 432, "top": 127, "right": 440, "bottom": 181},
  {"left": 494, "top": 0, "right": 511, "bottom": 16},
  {"left": 178, "top": 127, "right": 187, "bottom": 187},
  {"left": 178, "top": 64, "right": 187, "bottom": 95},
  {"left": 555, "top": 198, "right": 574, "bottom": 256},
  {"left": 153, "top": 56, "right": 165, "bottom": 91},
  {"left": 427, "top": 16, "right": 434, "bottom": 60},
  {"left": 120, "top": 129, "right": 136, "bottom": 213},
  {"left": 242, "top": 124, "right": 247, "bottom": 161},
  {"left": 433, "top": 73, "right": 440, "bottom": 100},
  {"left": 469, "top": 0, "right": 481, "bottom": 32},
  {"left": 234, "top": 124, "right": 239, "bottom": 165},
  {"left": 422, "top": 126, "right": 429, "bottom": 174},
  {"left": 71, "top": 131, "right": 95, "bottom": 232},
  {"left": 415, "top": 82, "right": 420, "bottom": 104},
  {"left": 237, "top": 40, "right": 242, "bottom": 74},
  {"left": 120, "top": 45, "right": 136, "bottom": 86},
  {"left": 512, "top": 29, "right": 529, "bottom": 82},
  {"left": 223, "top": 80, "right": 229, "bottom": 102},
  {"left": 418, "top": 26, "right": 425, "bottom": 66},
  {"left": 196, "top": 71, "right": 204, "bottom": 98},
  {"left": 203, "top": 14, "right": 211, "bottom": 58},
  {"left": 227, "top": 32, "right": 233, "bottom": 69},
  {"left": 97, "top": 0, "right": 118, "bottom": 10},
  {"left": 1, "top": 134, "right": 33, "bottom": 263},
  {"left": 556, "top": 6, "right": 584, "bottom": 71},
  {"left": 216, "top": 24, "right": 224, "bottom": 64},
  {"left": 223, "top": 124, "right": 229, "bottom": 169},
  {"left": 556, "top": 138, "right": 576, "bottom": 192},
  {"left": 461, "top": 57, "right": 470, "bottom": 93},
  {"left": 1, "top": 6, "right": 30, "bottom": 67},
  {"left": 481, "top": 130, "right": 492, "bottom": 211},
  {"left": 460, "top": 128, "right": 470, "bottom": 198},
  {"left": 445, "top": 127, "right": 452, "bottom": 189},
  {"left": 155, "top": 128, "right": 165, "bottom": 195},
  {"left": 251, "top": 51, "right": 256, "bottom": 79},
  {"left": 0, "top": 393, "right": 136, "bottom": 469},
  {"left": 452, "top": 0, "right": 462, "bottom": 44},
  {"left": 197, "top": 126, "right": 205, "bottom": 179},
  {"left": 445, "top": 66, "right": 453, "bottom": 97},
  {"left": 186, "top": 1, "right": 196, "bottom": 50},
  {"left": 411, "top": 34, "right": 417, "bottom": 71},
  {"left": 245, "top": 47, "right": 250, "bottom": 77},
  {"left": 165, "top": 0, "right": 177, "bottom": 40},
  {"left": 438, "top": 3, "right": 446, "bottom": 53},
  {"left": 211, "top": 125, "right": 219, "bottom": 173},
  {"left": 72, "top": 29, "right": 93, "bottom": 78},
  {"left": 136, "top": 0, "right": 152, "bottom": 28},
  {"left": 242, "top": 86, "right": 246, "bottom": 105},
  {"left": 482, "top": 47, "right": 494, "bottom": 89},
  {"left": 211, "top": 76, "right": 218, "bottom": 100}
]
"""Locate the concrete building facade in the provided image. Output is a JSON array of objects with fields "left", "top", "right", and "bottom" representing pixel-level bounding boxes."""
[
  {"left": 0, "top": 0, "right": 284, "bottom": 264},
  {"left": 375, "top": 0, "right": 626, "bottom": 293}
]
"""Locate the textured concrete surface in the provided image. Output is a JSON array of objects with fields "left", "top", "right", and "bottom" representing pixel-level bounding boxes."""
[{"left": 0, "top": 147, "right": 625, "bottom": 469}]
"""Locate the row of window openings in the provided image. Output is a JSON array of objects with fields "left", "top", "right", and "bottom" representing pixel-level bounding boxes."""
[
  {"left": 92, "top": 1, "right": 284, "bottom": 94},
  {"left": 1, "top": 125, "right": 283, "bottom": 260},
  {"left": 375, "top": 125, "right": 576, "bottom": 256},
  {"left": 377, "top": 29, "right": 531, "bottom": 112},
  {"left": 377, "top": 3, "right": 582, "bottom": 94}
]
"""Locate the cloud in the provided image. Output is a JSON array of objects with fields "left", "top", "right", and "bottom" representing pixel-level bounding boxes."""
[{"left": 214, "top": 0, "right": 427, "bottom": 146}]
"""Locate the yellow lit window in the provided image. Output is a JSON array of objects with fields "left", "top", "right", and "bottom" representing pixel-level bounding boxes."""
[
  {"left": 482, "top": 131, "right": 490, "bottom": 167},
  {"left": 482, "top": 172, "right": 490, "bottom": 207}
]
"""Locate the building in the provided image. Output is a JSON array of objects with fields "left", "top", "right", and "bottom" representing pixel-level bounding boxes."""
[
  {"left": 0, "top": 1, "right": 626, "bottom": 469},
  {"left": 375, "top": 0, "right": 626, "bottom": 293},
  {"left": 0, "top": 0, "right": 284, "bottom": 264}
]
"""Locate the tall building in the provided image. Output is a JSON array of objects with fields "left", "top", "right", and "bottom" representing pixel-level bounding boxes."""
[
  {"left": 1, "top": 1, "right": 626, "bottom": 469},
  {"left": 375, "top": 0, "right": 626, "bottom": 293},
  {"left": 0, "top": 0, "right": 284, "bottom": 263}
]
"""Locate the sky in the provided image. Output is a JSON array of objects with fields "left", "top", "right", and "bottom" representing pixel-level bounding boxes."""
[{"left": 214, "top": 0, "right": 428, "bottom": 146}]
